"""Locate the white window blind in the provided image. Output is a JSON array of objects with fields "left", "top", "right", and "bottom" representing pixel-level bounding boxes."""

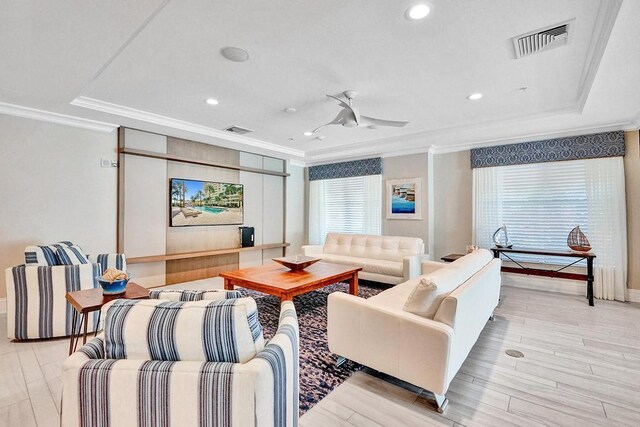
[
  {"left": 502, "top": 161, "right": 589, "bottom": 263},
  {"left": 309, "top": 175, "right": 382, "bottom": 244},
  {"left": 474, "top": 156, "right": 627, "bottom": 301},
  {"left": 475, "top": 160, "right": 589, "bottom": 264}
]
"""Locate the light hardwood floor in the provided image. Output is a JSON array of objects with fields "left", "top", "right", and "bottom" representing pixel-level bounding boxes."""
[
  {"left": 1, "top": 286, "right": 639, "bottom": 426},
  {"left": 300, "top": 286, "right": 640, "bottom": 427}
]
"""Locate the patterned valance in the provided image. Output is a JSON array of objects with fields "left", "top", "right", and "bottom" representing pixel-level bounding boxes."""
[
  {"left": 470, "top": 131, "right": 625, "bottom": 169},
  {"left": 308, "top": 157, "right": 382, "bottom": 181}
]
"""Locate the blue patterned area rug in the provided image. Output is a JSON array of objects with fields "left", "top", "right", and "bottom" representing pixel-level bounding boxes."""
[{"left": 239, "top": 281, "right": 388, "bottom": 414}]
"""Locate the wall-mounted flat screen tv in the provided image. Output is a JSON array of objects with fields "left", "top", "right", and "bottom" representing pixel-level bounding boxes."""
[{"left": 170, "top": 178, "right": 243, "bottom": 227}]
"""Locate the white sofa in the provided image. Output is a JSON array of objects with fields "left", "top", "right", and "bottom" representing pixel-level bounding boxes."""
[
  {"left": 301, "top": 233, "right": 426, "bottom": 285},
  {"left": 327, "top": 249, "right": 501, "bottom": 412}
]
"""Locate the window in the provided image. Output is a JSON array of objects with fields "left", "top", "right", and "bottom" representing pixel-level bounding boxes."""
[
  {"left": 473, "top": 154, "right": 627, "bottom": 301},
  {"left": 309, "top": 175, "right": 382, "bottom": 244},
  {"left": 474, "top": 159, "right": 597, "bottom": 265}
]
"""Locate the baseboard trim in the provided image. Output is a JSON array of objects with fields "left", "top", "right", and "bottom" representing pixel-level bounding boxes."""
[
  {"left": 0, "top": 298, "right": 6, "bottom": 314},
  {"left": 628, "top": 289, "right": 640, "bottom": 303}
]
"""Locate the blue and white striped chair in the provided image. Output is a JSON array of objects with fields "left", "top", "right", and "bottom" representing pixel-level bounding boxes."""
[
  {"left": 61, "top": 291, "right": 299, "bottom": 427},
  {"left": 4, "top": 244, "right": 126, "bottom": 340}
]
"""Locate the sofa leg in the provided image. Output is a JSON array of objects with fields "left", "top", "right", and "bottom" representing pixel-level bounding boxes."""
[
  {"left": 434, "top": 394, "right": 449, "bottom": 413},
  {"left": 336, "top": 356, "right": 347, "bottom": 367},
  {"left": 489, "top": 315, "right": 495, "bottom": 321}
]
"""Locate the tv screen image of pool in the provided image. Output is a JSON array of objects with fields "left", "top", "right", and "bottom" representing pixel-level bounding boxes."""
[{"left": 170, "top": 178, "right": 244, "bottom": 227}]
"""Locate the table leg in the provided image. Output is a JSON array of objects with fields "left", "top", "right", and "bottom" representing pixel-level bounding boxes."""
[
  {"left": 223, "top": 278, "right": 234, "bottom": 291},
  {"left": 348, "top": 273, "right": 359, "bottom": 296},
  {"left": 94, "top": 311, "right": 102, "bottom": 337},
  {"left": 82, "top": 312, "right": 89, "bottom": 345},
  {"left": 72, "top": 313, "right": 84, "bottom": 354},
  {"left": 587, "top": 258, "right": 594, "bottom": 307},
  {"left": 68, "top": 311, "right": 78, "bottom": 355}
]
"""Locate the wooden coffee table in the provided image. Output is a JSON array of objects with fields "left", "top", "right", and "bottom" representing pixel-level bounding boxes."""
[
  {"left": 65, "top": 282, "right": 149, "bottom": 355},
  {"left": 220, "top": 262, "right": 362, "bottom": 301}
]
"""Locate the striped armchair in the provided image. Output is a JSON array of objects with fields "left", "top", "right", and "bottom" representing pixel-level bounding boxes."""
[
  {"left": 4, "top": 251, "right": 126, "bottom": 340},
  {"left": 61, "top": 293, "right": 299, "bottom": 427}
]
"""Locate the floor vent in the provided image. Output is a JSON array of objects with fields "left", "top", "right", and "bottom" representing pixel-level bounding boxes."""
[
  {"left": 505, "top": 349, "right": 525, "bottom": 358},
  {"left": 223, "top": 125, "right": 254, "bottom": 135},
  {"left": 512, "top": 20, "right": 572, "bottom": 58}
]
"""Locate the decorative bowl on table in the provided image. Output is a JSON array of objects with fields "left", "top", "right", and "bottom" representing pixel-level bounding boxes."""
[
  {"left": 272, "top": 255, "right": 321, "bottom": 272},
  {"left": 96, "top": 269, "right": 131, "bottom": 295}
]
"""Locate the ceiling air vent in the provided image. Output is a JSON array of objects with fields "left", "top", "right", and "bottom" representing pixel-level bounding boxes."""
[
  {"left": 223, "top": 125, "right": 254, "bottom": 135},
  {"left": 512, "top": 20, "right": 572, "bottom": 59}
]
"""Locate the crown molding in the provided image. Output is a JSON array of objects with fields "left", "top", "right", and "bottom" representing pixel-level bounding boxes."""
[
  {"left": 0, "top": 101, "right": 118, "bottom": 132},
  {"left": 288, "top": 159, "right": 306, "bottom": 167},
  {"left": 71, "top": 96, "right": 305, "bottom": 158},
  {"left": 574, "top": 0, "right": 623, "bottom": 113}
]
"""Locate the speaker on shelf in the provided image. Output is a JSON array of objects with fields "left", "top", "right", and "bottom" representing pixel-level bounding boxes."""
[{"left": 239, "top": 226, "right": 255, "bottom": 247}]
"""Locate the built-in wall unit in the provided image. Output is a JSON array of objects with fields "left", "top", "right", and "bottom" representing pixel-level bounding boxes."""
[{"left": 118, "top": 127, "right": 293, "bottom": 287}]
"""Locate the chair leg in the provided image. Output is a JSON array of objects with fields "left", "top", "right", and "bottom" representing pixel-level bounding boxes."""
[
  {"left": 336, "top": 356, "right": 347, "bottom": 367},
  {"left": 434, "top": 394, "right": 449, "bottom": 413}
]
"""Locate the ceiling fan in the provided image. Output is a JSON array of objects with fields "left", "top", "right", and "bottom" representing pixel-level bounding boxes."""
[{"left": 312, "top": 90, "right": 409, "bottom": 134}]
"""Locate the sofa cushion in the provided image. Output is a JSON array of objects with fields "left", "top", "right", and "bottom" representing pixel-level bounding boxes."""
[
  {"left": 56, "top": 245, "right": 90, "bottom": 265},
  {"left": 24, "top": 245, "right": 58, "bottom": 266},
  {"left": 323, "top": 233, "right": 423, "bottom": 262},
  {"left": 402, "top": 249, "right": 494, "bottom": 318},
  {"left": 103, "top": 298, "right": 264, "bottom": 363},
  {"left": 24, "top": 241, "right": 75, "bottom": 266},
  {"left": 320, "top": 253, "right": 403, "bottom": 277}
]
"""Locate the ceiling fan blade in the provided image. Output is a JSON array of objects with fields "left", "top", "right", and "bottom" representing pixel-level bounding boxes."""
[
  {"left": 312, "top": 110, "right": 347, "bottom": 133},
  {"left": 326, "top": 94, "right": 360, "bottom": 125},
  {"left": 360, "top": 115, "right": 409, "bottom": 128},
  {"left": 326, "top": 94, "right": 351, "bottom": 109}
]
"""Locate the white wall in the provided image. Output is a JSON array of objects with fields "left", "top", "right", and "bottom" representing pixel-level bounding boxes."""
[
  {"left": 432, "top": 150, "right": 473, "bottom": 261},
  {"left": 0, "top": 114, "right": 117, "bottom": 299},
  {"left": 382, "top": 153, "right": 430, "bottom": 247}
]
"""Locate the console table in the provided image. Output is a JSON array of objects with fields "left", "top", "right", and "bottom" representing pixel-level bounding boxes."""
[{"left": 491, "top": 247, "right": 596, "bottom": 306}]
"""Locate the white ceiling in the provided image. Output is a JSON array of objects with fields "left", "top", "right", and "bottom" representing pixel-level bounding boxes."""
[{"left": 1, "top": 0, "right": 639, "bottom": 163}]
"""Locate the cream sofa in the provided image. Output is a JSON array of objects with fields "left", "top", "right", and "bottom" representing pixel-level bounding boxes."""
[
  {"left": 327, "top": 249, "right": 501, "bottom": 412},
  {"left": 301, "top": 233, "right": 426, "bottom": 285}
]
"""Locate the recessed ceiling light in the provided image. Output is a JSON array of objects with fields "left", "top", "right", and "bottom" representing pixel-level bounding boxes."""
[
  {"left": 303, "top": 131, "right": 313, "bottom": 136},
  {"left": 406, "top": 4, "right": 431, "bottom": 20},
  {"left": 220, "top": 46, "right": 249, "bottom": 62},
  {"left": 284, "top": 107, "right": 297, "bottom": 113},
  {"left": 467, "top": 93, "right": 483, "bottom": 100},
  {"left": 205, "top": 98, "right": 219, "bottom": 105}
]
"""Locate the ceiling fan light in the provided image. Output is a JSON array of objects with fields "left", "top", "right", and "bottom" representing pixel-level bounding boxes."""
[
  {"left": 406, "top": 4, "right": 431, "bottom": 20},
  {"left": 342, "top": 120, "right": 358, "bottom": 128}
]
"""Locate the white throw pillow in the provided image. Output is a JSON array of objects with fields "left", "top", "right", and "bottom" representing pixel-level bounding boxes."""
[
  {"left": 403, "top": 278, "right": 441, "bottom": 318},
  {"left": 403, "top": 249, "right": 494, "bottom": 318}
]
